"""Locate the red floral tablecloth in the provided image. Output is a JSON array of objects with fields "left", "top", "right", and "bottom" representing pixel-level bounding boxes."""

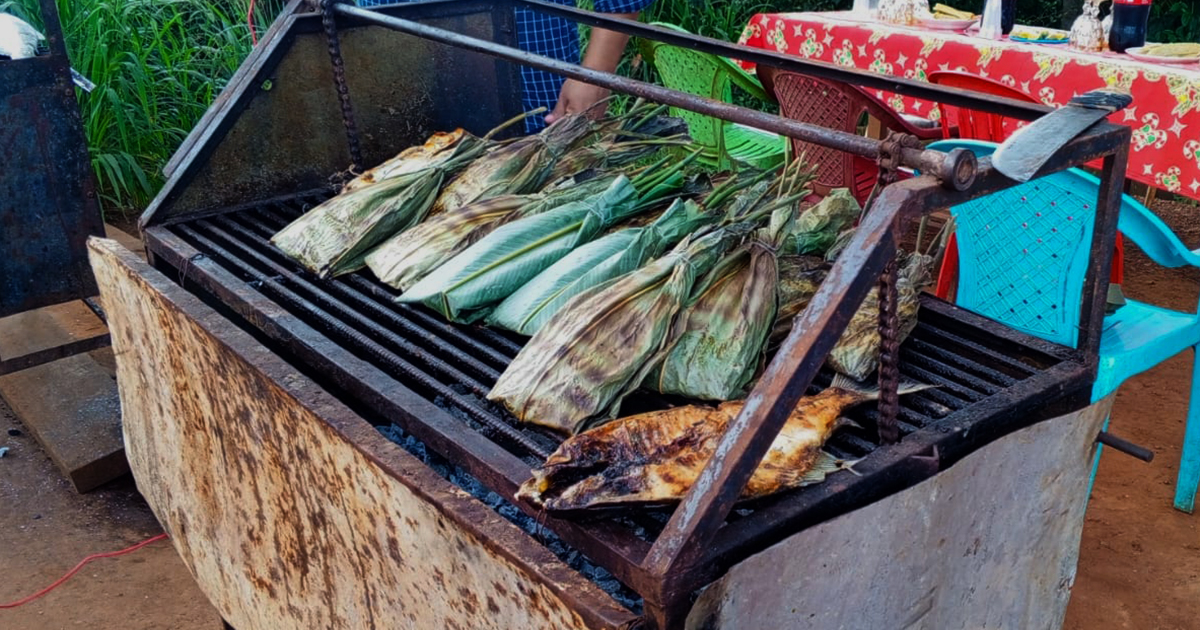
[{"left": 737, "top": 12, "right": 1200, "bottom": 200}]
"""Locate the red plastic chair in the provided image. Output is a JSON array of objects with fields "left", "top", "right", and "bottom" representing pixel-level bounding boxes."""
[
  {"left": 759, "top": 67, "right": 943, "bottom": 206},
  {"left": 928, "top": 70, "right": 1125, "bottom": 297}
]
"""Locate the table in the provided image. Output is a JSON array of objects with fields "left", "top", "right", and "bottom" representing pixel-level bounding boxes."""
[{"left": 737, "top": 12, "right": 1200, "bottom": 200}]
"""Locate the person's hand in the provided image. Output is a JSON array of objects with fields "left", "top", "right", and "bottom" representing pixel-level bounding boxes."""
[{"left": 545, "top": 79, "right": 612, "bottom": 125}]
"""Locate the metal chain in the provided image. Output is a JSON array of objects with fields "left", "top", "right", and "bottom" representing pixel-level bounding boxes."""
[
  {"left": 877, "top": 255, "right": 901, "bottom": 444},
  {"left": 321, "top": 0, "right": 364, "bottom": 173},
  {"left": 869, "top": 130, "right": 916, "bottom": 444}
]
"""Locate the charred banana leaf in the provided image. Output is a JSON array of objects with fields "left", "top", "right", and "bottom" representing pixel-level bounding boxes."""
[
  {"left": 431, "top": 113, "right": 595, "bottom": 215},
  {"left": 649, "top": 205, "right": 796, "bottom": 401},
  {"left": 826, "top": 251, "right": 934, "bottom": 381},
  {"left": 342, "top": 129, "right": 470, "bottom": 193},
  {"left": 488, "top": 226, "right": 744, "bottom": 434},
  {"left": 270, "top": 135, "right": 486, "bottom": 278}
]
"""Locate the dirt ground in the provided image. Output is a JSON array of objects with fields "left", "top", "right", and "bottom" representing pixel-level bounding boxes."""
[{"left": 1, "top": 200, "right": 1199, "bottom": 629}]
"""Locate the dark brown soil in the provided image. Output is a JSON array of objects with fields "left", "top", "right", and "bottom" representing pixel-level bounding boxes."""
[{"left": 1064, "top": 197, "right": 1200, "bottom": 630}]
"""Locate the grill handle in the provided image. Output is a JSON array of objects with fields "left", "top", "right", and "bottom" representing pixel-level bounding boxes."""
[{"left": 1097, "top": 431, "right": 1154, "bottom": 463}]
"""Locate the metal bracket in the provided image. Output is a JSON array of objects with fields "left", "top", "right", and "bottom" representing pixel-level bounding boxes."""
[{"left": 1097, "top": 431, "right": 1153, "bottom": 462}]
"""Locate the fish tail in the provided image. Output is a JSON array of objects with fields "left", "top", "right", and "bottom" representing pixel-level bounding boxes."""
[
  {"left": 829, "top": 373, "right": 935, "bottom": 401},
  {"left": 797, "top": 452, "right": 863, "bottom": 487}
]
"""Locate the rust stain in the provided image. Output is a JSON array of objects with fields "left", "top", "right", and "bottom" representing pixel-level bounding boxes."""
[{"left": 88, "top": 238, "right": 608, "bottom": 630}]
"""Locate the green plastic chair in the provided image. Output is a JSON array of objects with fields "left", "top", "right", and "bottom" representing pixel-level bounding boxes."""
[{"left": 639, "top": 23, "right": 789, "bottom": 170}]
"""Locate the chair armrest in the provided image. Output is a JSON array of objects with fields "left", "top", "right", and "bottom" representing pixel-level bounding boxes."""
[
  {"left": 1117, "top": 198, "right": 1200, "bottom": 270},
  {"left": 715, "top": 56, "right": 773, "bottom": 103}
]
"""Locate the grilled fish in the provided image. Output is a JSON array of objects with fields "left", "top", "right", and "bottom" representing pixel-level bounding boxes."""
[{"left": 517, "top": 376, "right": 930, "bottom": 511}]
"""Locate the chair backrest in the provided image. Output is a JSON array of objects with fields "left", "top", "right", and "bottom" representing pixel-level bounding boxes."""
[
  {"left": 930, "top": 139, "right": 1101, "bottom": 347},
  {"left": 931, "top": 138, "right": 1197, "bottom": 346},
  {"left": 928, "top": 71, "right": 1038, "bottom": 142},
  {"left": 760, "top": 68, "right": 937, "bottom": 204},
  {"left": 640, "top": 23, "right": 769, "bottom": 153},
  {"left": 759, "top": 69, "right": 871, "bottom": 201}
]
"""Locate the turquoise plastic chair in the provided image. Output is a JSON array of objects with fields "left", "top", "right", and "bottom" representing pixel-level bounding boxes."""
[
  {"left": 639, "top": 23, "right": 789, "bottom": 170},
  {"left": 930, "top": 139, "right": 1200, "bottom": 513}
]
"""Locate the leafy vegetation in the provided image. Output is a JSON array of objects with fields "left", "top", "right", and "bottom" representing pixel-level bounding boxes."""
[{"left": 1, "top": 0, "right": 282, "bottom": 215}]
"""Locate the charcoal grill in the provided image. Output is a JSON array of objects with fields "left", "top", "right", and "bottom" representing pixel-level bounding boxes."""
[{"left": 89, "top": 1, "right": 1135, "bottom": 628}]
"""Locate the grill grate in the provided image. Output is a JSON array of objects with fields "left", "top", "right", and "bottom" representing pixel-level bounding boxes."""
[
  {"left": 154, "top": 192, "right": 1082, "bottom": 603},
  {"left": 166, "top": 192, "right": 1061, "bottom": 491}
]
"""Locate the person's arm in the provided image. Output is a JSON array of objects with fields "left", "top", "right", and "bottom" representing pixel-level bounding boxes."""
[
  {"left": 545, "top": 0, "right": 655, "bottom": 124},
  {"left": 544, "top": 20, "right": 635, "bottom": 124}
]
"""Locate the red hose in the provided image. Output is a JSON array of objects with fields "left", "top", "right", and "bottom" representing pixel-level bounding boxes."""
[{"left": 0, "top": 533, "right": 170, "bottom": 609}]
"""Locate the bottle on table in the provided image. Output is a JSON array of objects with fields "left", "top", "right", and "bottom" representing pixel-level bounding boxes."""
[
  {"left": 1108, "top": 0, "right": 1152, "bottom": 53},
  {"left": 1000, "top": 0, "right": 1015, "bottom": 34}
]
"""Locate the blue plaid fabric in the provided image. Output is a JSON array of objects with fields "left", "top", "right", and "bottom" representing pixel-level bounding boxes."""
[{"left": 356, "top": 0, "right": 653, "bottom": 133}]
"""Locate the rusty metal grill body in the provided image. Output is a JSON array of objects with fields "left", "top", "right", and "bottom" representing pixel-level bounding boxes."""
[{"left": 135, "top": 1, "right": 1132, "bottom": 627}]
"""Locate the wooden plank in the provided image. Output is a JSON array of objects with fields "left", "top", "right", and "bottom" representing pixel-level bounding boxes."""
[
  {"left": 87, "top": 237, "right": 636, "bottom": 630},
  {"left": 685, "top": 396, "right": 1112, "bottom": 630},
  {"left": 0, "top": 301, "right": 123, "bottom": 492}
]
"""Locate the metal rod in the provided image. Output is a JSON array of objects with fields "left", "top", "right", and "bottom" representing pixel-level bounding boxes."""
[
  {"left": 220, "top": 214, "right": 505, "bottom": 382},
  {"left": 642, "top": 180, "right": 908, "bottom": 581},
  {"left": 198, "top": 218, "right": 501, "bottom": 397},
  {"left": 513, "top": 0, "right": 1052, "bottom": 122},
  {"left": 331, "top": 2, "right": 972, "bottom": 186},
  {"left": 0, "top": 334, "right": 112, "bottom": 377},
  {"left": 243, "top": 204, "right": 524, "bottom": 363},
  {"left": 1097, "top": 431, "right": 1154, "bottom": 462}
]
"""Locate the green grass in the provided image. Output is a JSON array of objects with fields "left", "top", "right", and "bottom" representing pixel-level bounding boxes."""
[{"left": 1, "top": 0, "right": 281, "bottom": 216}]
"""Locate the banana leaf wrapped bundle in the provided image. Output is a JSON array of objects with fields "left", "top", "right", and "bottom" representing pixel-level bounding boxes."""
[
  {"left": 364, "top": 174, "right": 617, "bottom": 291},
  {"left": 400, "top": 151, "right": 701, "bottom": 323},
  {"left": 544, "top": 106, "right": 691, "bottom": 185},
  {"left": 342, "top": 129, "right": 470, "bottom": 193},
  {"left": 768, "top": 255, "right": 830, "bottom": 346},
  {"left": 782, "top": 188, "right": 861, "bottom": 256},
  {"left": 431, "top": 112, "right": 598, "bottom": 216},
  {"left": 518, "top": 376, "right": 929, "bottom": 511},
  {"left": 487, "top": 198, "right": 715, "bottom": 336},
  {"left": 647, "top": 205, "right": 798, "bottom": 401},
  {"left": 826, "top": 251, "right": 934, "bottom": 381},
  {"left": 485, "top": 169, "right": 762, "bottom": 337},
  {"left": 487, "top": 225, "right": 747, "bottom": 434},
  {"left": 270, "top": 134, "right": 487, "bottom": 278}
]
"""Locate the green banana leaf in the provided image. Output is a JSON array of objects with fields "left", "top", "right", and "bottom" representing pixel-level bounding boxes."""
[
  {"left": 488, "top": 199, "right": 716, "bottom": 336},
  {"left": 782, "top": 188, "right": 861, "bottom": 257},
  {"left": 364, "top": 174, "right": 620, "bottom": 291},
  {"left": 399, "top": 175, "right": 642, "bottom": 322}
]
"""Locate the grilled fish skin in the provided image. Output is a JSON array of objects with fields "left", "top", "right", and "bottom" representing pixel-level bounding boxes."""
[{"left": 518, "top": 377, "right": 927, "bottom": 511}]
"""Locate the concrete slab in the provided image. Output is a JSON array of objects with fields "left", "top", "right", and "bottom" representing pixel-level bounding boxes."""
[{"left": 0, "top": 286, "right": 125, "bottom": 493}]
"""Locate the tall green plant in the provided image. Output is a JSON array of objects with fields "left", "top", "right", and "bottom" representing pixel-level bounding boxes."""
[{"left": 2, "top": 0, "right": 282, "bottom": 216}]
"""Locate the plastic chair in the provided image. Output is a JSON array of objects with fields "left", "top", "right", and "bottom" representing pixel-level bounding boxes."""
[
  {"left": 929, "top": 70, "right": 1036, "bottom": 141},
  {"left": 639, "top": 23, "right": 788, "bottom": 171},
  {"left": 759, "top": 66, "right": 943, "bottom": 205},
  {"left": 927, "top": 71, "right": 1125, "bottom": 293},
  {"left": 930, "top": 138, "right": 1200, "bottom": 513}
]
